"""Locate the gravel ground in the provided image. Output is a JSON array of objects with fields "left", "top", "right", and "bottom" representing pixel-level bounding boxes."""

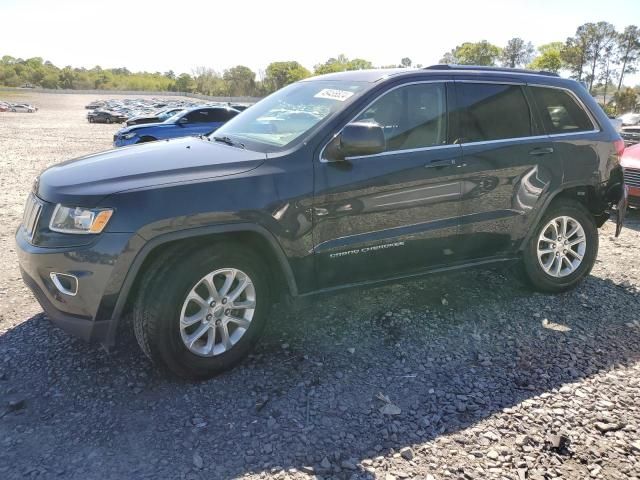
[{"left": 1, "top": 93, "right": 639, "bottom": 480}]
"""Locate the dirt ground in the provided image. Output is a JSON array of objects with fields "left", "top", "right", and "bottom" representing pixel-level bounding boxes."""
[{"left": 0, "top": 93, "right": 639, "bottom": 480}]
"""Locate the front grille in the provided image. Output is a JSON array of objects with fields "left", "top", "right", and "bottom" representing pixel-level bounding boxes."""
[
  {"left": 624, "top": 167, "right": 640, "bottom": 188},
  {"left": 22, "top": 193, "right": 43, "bottom": 242}
]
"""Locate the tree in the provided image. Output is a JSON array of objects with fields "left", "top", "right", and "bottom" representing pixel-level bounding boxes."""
[
  {"left": 400, "top": 57, "right": 412, "bottom": 68},
  {"left": 528, "top": 42, "right": 564, "bottom": 73},
  {"left": 598, "top": 42, "right": 618, "bottom": 105},
  {"left": 192, "top": 67, "right": 226, "bottom": 95},
  {"left": 616, "top": 25, "right": 640, "bottom": 91},
  {"left": 264, "top": 61, "right": 310, "bottom": 91},
  {"left": 562, "top": 26, "right": 590, "bottom": 82},
  {"left": 314, "top": 55, "right": 373, "bottom": 75},
  {"left": 59, "top": 66, "right": 75, "bottom": 89},
  {"left": 174, "top": 73, "right": 195, "bottom": 92},
  {"left": 584, "top": 22, "right": 617, "bottom": 93},
  {"left": 500, "top": 38, "right": 534, "bottom": 68},
  {"left": 439, "top": 41, "right": 501, "bottom": 66},
  {"left": 223, "top": 65, "right": 256, "bottom": 97},
  {"left": 613, "top": 87, "right": 638, "bottom": 113}
]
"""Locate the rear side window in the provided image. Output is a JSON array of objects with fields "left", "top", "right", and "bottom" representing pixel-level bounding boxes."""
[
  {"left": 354, "top": 82, "right": 448, "bottom": 152},
  {"left": 530, "top": 86, "right": 595, "bottom": 134},
  {"left": 456, "top": 83, "right": 532, "bottom": 142},
  {"left": 208, "top": 109, "right": 238, "bottom": 122}
]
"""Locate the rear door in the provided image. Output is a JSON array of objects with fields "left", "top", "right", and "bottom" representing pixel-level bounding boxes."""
[
  {"left": 313, "top": 80, "right": 465, "bottom": 288},
  {"left": 453, "top": 80, "right": 564, "bottom": 260}
]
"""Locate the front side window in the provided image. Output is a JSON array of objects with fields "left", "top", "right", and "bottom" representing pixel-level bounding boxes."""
[
  {"left": 456, "top": 83, "right": 532, "bottom": 142},
  {"left": 530, "top": 86, "right": 595, "bottom": 134},
  {"left": 354, "top": 83, "right": 447, "bottom": 152}
]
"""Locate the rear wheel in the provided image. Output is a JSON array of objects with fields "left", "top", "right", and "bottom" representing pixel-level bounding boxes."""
[
  {"left": 522, "top": 199, "right": 598, "bottom": 293},
  {"left": 133, "top": 244, "right": 271, "bottom": 379}
]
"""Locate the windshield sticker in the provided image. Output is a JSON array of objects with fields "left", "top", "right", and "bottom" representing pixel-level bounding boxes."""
[{"left": 314, "top": 89, "right": 355, "bottom": 102}]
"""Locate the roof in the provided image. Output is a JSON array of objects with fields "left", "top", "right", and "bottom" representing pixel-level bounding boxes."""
[{"left": 304, "top": 65, "right": 571, "bottom": 86}]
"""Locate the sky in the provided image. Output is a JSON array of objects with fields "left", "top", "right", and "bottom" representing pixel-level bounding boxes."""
[{"left": 2, "top": 0, "right": 640, "bottom": 85}]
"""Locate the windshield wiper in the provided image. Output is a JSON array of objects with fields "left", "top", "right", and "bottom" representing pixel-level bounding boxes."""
[{"left": 213, "top": 135, "right": 245, "bottom": 149}]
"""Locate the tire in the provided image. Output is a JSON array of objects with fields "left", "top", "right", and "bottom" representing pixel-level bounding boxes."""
[
  {"left": 522, "top": 199, "right": 598, "bottom": 293},
  {"left": 132, "top": 243, "right": 271, "bottom": 379},
  {"left": 136, "top": 136, "right": 156, "bottom": 144}
]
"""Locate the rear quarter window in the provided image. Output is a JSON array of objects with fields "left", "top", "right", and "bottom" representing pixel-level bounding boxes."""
[{"left": 530, "top": 86, "right": 595, "bottom": 134}]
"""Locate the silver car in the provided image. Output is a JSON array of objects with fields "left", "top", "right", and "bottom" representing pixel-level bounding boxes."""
[{"left": 10, "top": 104, "right": 37, "bottom": 113}]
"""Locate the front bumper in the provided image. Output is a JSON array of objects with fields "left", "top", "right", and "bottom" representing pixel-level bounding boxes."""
[{"left": 16, "top": 228, "right": 139, "bottom": 344}]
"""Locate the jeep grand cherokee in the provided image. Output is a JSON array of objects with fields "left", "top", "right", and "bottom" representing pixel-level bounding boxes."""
[{"left": 16, "top": 65, "right": 627, "bottom": 379}]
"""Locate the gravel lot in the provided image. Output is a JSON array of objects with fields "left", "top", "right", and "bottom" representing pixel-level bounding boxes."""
[{"left": 1, "top": 93, "right": 639, "bottom": 480}]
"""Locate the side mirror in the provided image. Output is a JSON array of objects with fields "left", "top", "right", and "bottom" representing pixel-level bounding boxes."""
[
  {"left": 339, "top": 122, "right": 386, "bottom": 158},
  {"left": 178, "top": 117, "right": 189, "bottom": 125}
]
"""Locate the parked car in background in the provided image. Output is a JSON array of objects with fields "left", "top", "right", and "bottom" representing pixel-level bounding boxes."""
[
  {"left": 88, "top": 110, "right": 128, "bottom": 124},
  {"left": 621, "top": 126, "right": 640, "bottom": 147},
  {"left": 17, "top": 66, "right": 627, "bottom": 379},
  {"left": 113, "top": 106, "right": 239, "bottom": 146},
  {"left": 125, "top": 108, "right": 184, "bottom": 126},
  {"left": 619, "top": 112, "right": 640, "bottom": 126},
  {"left": 10, "top": 103, "right": 37, "bottom": 113},
  {"left": 0, "top": 102, "right": 9, "bottom": 112},
  {"left": 622, "top": 143, "right": 640, "bottom": 207}
]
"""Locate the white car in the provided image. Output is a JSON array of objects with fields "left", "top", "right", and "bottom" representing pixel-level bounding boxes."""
[
  {"left": 10, "top": 104, "right": 37, "bottom": 113},
  {"left": 619, "top": 112, "right": 640, "bottom": 126}
]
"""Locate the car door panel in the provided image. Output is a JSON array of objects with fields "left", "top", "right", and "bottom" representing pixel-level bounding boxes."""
[
  {"left": 452, "top": 80, "right": 563, "bottom": 260},
  {"left": 312, "top": 80, "right": 465, "bottom": 288},
  {"left": 457, "top": 138, "right": 561, "bottom": 259}
]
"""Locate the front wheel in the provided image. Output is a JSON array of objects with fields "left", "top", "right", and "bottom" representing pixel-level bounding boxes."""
[
  {"left": 133, "top": 244, "right": 271, "bottom": 379},
  {"left": 522, "top": 200, "right": 598, "bottom": 293}
]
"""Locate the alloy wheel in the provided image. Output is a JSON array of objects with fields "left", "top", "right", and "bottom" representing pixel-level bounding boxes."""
[
  {"left": 537, "top": 215, "right": 586, "bottom": 278},
  {"left": 179, "top": 268, "right": 256, "bottom": 357}
]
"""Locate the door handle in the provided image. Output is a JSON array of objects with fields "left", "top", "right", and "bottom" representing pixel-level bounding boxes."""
[
  {"left": 529, "top": 147, "right": 554, "bottom": 156},
  {"left": 425, "top": 158, "right": 456, "bottom": 169}
]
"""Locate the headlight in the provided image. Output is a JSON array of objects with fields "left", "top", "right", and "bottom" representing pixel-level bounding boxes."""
[
  {"left": 122, "top": 132, "right": 137, "bottom": 140},
  {"left": 49, "top": 205, "right": 113, "bottom": 234}
]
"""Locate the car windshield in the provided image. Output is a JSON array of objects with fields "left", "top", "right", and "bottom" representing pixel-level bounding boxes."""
[
  {"left": 158, "top": 109, "right": 181, "bottom": 120},
  {"left": 210, "top": 80, "right": 370, "bottom": 151},
  {"left": 163, "top": 110, "right": 186, "bottom": 123}
]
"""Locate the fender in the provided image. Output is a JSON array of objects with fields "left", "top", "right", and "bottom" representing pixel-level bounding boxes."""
[
  {"left": 517, "top": 181, "right": 611, "bottom": 252},
  {"left": 104, "top": 222, "right": 299, "bottom": 346}
]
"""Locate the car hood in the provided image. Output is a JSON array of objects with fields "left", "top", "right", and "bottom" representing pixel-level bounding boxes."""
[
  {"left": 37, "top": 137, "right": 266, "bottom": 206},
  {"left": 622, "top": 144, "right": 640, "bottom": 168}
]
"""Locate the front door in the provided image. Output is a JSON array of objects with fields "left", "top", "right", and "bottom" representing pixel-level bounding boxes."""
[{"left": 313, "top": 81, "right": 465, "bottom": 288}]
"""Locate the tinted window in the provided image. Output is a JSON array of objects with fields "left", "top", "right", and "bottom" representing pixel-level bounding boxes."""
[
  {"left": 185, "top": 109, "right": 214, "bottom": 123},
  {"left": 208, "top": 109, "right": 238, "bottom": 122},
  {"left": 457, "top": 83, "right": 532, "bottom": 142},
  {"left": 354, "top": 83, "right": 447, "bottom": 152},
  {"left": 530, "top": 86, "right": 594, "bottom": 134}
]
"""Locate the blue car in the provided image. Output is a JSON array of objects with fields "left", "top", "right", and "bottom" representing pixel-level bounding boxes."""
[{"left": 113, "top": 106, "right": 240, "bottom": 147}]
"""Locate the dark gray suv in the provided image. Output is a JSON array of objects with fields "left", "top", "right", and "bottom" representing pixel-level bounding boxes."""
[{"left": 16, "top": 65, "right": 627, "bottom": 379}]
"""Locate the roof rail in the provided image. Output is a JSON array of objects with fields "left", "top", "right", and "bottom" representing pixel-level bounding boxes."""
[{"left": 424, "top": 64, "right": 560, "bottom": 77}]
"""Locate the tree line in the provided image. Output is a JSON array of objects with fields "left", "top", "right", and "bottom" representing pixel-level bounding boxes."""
[
  {"left": 1, "top": 21, "right": 638, "bottom": 112},
  {"left": 440, "top": 23, "right": 639, "bottom": 113}
]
